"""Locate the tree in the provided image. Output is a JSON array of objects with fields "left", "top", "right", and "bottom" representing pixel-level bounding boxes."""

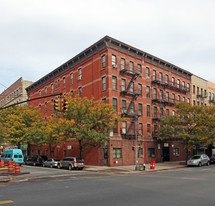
[
  {"left": 59, "top": 95, "right": 122, "bottom": 158},
  {"left": 1, "top": 105, "right": 43, "bottom": 149},
  {"left": 30, "top": 117, "right": 69, "bottom": 158},
  {"left": 158, "top": 102, "right": 215, "bottom": 161}
]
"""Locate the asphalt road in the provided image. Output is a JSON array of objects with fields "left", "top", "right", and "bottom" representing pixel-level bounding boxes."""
[{"left": 1, "top": 165, "right": 215, "bottom": 206}]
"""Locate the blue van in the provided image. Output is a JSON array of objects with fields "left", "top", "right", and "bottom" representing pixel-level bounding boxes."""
[{"left": 2, "top": 149, "right": 24, "bottom": 165}]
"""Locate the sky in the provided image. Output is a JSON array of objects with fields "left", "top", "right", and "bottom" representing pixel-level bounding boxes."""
[{"left": 0, "top": 0, "right": 215, "bottom": 93}]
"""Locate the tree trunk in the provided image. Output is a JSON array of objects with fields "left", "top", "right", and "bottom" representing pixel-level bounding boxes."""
[
  {"left": 79, "top": 140, "right": 83, "bottom": 159},
  {"left": 17, "top": 142, "right": 21, "bottom": 149}
]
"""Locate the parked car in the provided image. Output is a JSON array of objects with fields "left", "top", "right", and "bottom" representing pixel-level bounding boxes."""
[
  {"left": 43, "top": 158, "right": 60, "bottom": 168},
  {"left": 58, "top": 157, "right": 85, "bottom": 170},
  {"left": 25, "top": 155, "right": 48, "bottom": 166},
  {"left": 187, "top": 154, "right": 210, "bottom": 167}
]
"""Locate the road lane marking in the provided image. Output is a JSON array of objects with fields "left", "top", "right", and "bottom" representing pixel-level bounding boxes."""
[{"left": 0, "top": 200, "right": 14, "bottom": 204}]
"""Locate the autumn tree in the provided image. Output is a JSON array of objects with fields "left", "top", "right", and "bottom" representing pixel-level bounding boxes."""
[
  {"left": 158, "top": 102, "right": 215, "bottom": 161},
  {"left": 30, "top": 117, "right": 69, "bottom": 158},
  {"left": 1, "top": 105, "right": 43, "bottom": 149},
  {"left": 59, "top": 95, "right": 122, "bottom": 158}
]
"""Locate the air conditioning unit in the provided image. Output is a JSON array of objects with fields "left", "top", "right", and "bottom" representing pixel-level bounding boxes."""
[
  {"left": 78, "top": 76, "right": 82, "bottom": 81},
  {"left": 112, "top": 64, "right": 117, "bottom": 69},
  {"left": 122, "top": 109, "right": 127, "bottom": 113}
]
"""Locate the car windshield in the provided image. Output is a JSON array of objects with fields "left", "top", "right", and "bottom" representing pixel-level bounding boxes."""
[{"left": 192, "top": 156, "right": 201, "bottom": 159}]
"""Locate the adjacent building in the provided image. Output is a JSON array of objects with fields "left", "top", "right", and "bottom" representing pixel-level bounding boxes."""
[
  {"left": 0, "top": 77, "right": 33, "bottom": 108},
  {"left": 0, "top": 77, "right": 34, "bottom": 154}
]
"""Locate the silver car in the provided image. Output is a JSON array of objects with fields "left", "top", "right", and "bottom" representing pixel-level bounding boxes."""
[
  {"left": 43, "top": 158, "right": 60, "bottom": 168},
  {"left": 187, "top": 154, "right": 210, "bottom": 167}
]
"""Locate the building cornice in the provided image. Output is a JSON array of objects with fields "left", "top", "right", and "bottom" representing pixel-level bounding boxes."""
[{"left": 26, "top": 35, "right": 192, "bottom": 93}]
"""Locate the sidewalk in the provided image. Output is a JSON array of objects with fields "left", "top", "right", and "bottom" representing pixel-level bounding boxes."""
[{"left": 0, "top": 161, "right": 187, "bottom": 183}]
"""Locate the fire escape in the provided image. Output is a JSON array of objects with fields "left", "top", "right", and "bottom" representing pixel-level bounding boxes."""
[{"left": 120, "top": 67, "right": 140, "bottom": 139}]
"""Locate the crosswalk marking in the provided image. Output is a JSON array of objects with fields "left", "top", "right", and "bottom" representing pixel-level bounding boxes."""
[{"left": 0, "top": 200, "right": 14, "bottom": 205}]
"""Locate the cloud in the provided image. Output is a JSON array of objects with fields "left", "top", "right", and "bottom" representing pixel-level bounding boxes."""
[{"left": 0, "top": 0, "right": 215, "bottom": 92}]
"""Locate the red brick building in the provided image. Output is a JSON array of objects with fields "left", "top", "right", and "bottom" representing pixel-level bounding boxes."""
[{"left": 26, "top": 36, "right": 192, "bottom": 166}]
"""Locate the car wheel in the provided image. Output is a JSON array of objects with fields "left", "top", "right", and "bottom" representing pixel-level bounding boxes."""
[
  {"left": 207, "top": 161, "right": 210, "bottom": 166},
  {"left": 42, "top": 164, "right": 45, "bottom": 167},
  {"left": 198, "top": 162, "right": 202, "bottom": 167},
  {"left": 57, "top": 164, "right": 61, "bottom": 169},
  {"left": 50, "top": 164, "right": 53, "bottom": 168},
  {"left": 68, "top": 165, "right": 72, "bottom": 170}
]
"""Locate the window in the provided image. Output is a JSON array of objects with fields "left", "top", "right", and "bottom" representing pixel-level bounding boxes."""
[
  {"left": 172, "top": 77, "right": 175, "bottom": 86},
  {"left": 55, "top": 81, "right": 57, "bottom": 89},
  {"left": 121, "top": 58, "right": 125, "bottom": 70},
  {"left": 63, "top": 77, "right": 66, "bottom": 88},
  {"left": 147, "top": 105, "right": 150, "bottom": 117},
  {"left": 209, "top": 92, "right": 211, "bottom": 100},
  {"left": 160, "top": 90, "right": 163, "bottom": 100},
  {"left": 166, "top": 91, "right": 169, "bottom": 102},
  {"left": 147, "top": 124, "right": 151, "bottom": 136},
  {"left": 173, "top": 148, "right": 179, "bottom": 156},
  {"left": 70, "top": 73, "right": 73, "bottom": 85},
  {"left": 129, "top": 61, "right": 134, "bottom": 73},
  {"left": 51, "top": 84, "right": 54, "bottom": 94},
  {"left": 112, "top": 55, "right": 117, "bottom": 68},
  {"left": 113, "top": 148, "right": 122, "bottom": 159},
  {"left": 102, "top": 55, "right": 106, "bottom": 68},
  {"left": 102, "top": 98, "right": 106, "bottom": 103},
  {"left": 177, "top": 79, "right": 180, "bottom": 88},
  {"left": 193, "top": 85, "right": 195, "bottom": 94},
  {"left": 122, "top": 121, "right": 127, "bottom": 134},
  {"left": 102, "top": 76, "right": 106, "bottom": 91},
  {"left": 79, "top": 87, "right": 82, "bottom": 97},
  {"left": 45, "top": 87, "right": 47, "bottom": 96},
  {"left": 113, "top": 121, "right": 118, "bottom": 134},
  {"left": 138, "top": 84, "right": 142, "bottom": 95},
  {"left": 112, "top": 76, "right": 117, "bottom": 90},
  {"left": 113, "top": 98, "right": 117, "bottom": 111},
  {"left": 39, "top": 90, "right": 41, "bottom": 97},
  {"left": 130, "top": 81, "right": 134, "bottom": 93},
  {"left": 139, "top": 123, "right": 143, "bottom": 135},
  {"left": 183, "top": 96, "right": 185, "bottom": 102},
  {"left": 177, "top": 95, "right": 180, "bottom": 102},
  {"left": 122, "top": 100, "right": 126, "bottom": 112},
  {"left": 159, "top": 72, "right": 163, "bottom": 83},
  {"left": 146, "top": 86, "right": 150, "bottom": 98},
  {"left": 197, "top": 87, "right": 199, "bottom": 95},
  {"left": 166, "top": 109, "right": 169, "bottom": 118},
  {"left": 121, "top": 79, "right": 126, "bottom": 91},
  {"left": 130, "top": 101, "right": 135, "bottom": 114},
  {"left": 137, "top": 64, "right": 142, "bottom": 74},
  {"left": 153, "top": 70, "right": 156, "bottom": 80},
  {"left": 172, "top": 93, "right": 175, "bottom": 103},
  {"left": 138, "top": 103, "right": 142, "bottom": 116},
  {"left": 187, "top": 83, "right": 190, "bottom": 92},
  {"left": 45, "top": 102, "right": 47, "bottom": 113},
  {"left": 153, "top": 88, "right": 157, "bottom": 99},
  {"left": 165, "top": 74, "right": 169, "bottom": 84},
  {"left": 187, "top": 98, "right": 190, "bottom": 104},
  {"left": 130, "top": 122, "right": 135, "bottom": 134},
  {"left": 160, "top": 108, "right": 164, "bottom": 117},
  {"left": 193, "top": 100, "right": 196, "bottom": 105},
  {"left": 172, "top": 110, "right": 175, "bottom": 116},
  {"left": 212, "top": 93, "right": 214, "bottom": 100},
  {"left": 154, "top": 106, "right": 157, "bottom": 118},
  {"left": 146, "top": 67, "right": 150, "bottom": 79},
  {"left": 182, "top": 81, "right": 185, "bottom": 90},
  {"left": 148, "top": 148, "right": 155, "bottom": 157},
  {"left": 78, "top": 68, "right": 82, "bottom": 80}
]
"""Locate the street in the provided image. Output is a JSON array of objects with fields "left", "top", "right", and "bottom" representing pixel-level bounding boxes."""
[{"left": 1, "top": 165, "right": 215, "bottom": 205}]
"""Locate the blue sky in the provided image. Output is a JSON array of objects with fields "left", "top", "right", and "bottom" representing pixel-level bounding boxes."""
[{"left": 1, "top": 0, "right": 215, "bottom": 93}]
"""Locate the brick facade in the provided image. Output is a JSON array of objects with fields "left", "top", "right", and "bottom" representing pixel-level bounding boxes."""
[{"left": 26, "top": 36, "right": 192, "bottom": 166}]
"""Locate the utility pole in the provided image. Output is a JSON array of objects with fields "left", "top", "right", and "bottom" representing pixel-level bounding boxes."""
[{"left": 135, "top": 115, "right": 138, "bottom": 171}]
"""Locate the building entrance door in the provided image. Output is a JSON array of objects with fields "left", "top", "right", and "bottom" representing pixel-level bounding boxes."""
[{"left": 163, "top": 147, "right": 170, "bottom": 161}]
